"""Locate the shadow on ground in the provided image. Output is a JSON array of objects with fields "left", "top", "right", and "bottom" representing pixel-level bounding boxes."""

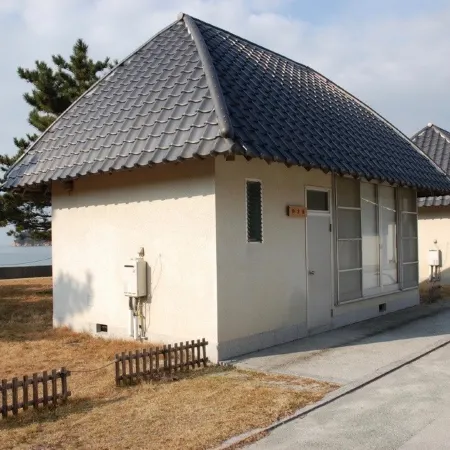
[{"left": 0, "top": 273, "right": 92, "bottom": 342}]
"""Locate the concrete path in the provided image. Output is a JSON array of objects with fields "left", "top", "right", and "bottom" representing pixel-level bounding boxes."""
[
  {"left": 248, "top": 344, "right": 450, "bottom": 449},
  {"left": 233, "top": 301, "right": 450, "bottom": 384}
]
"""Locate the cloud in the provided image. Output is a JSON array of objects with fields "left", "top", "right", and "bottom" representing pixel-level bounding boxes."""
[{"left": 1, "top": 0, "right": 449, "bottom": 163}]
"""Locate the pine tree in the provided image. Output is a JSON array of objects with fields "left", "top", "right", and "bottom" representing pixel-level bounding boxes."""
[{"left": 0, "top": 39, "right": 115, "bottom": 242}]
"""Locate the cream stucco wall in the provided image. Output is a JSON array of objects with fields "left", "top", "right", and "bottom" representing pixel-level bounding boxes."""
[
  {"left": 52, "top": 159, "right": 219, "bottom": 360},
  {"left": 418, "top": 206, "right": 450, "bottom": 284},
  {"left": 214, "top": 157, "right": 419, "bottom": 359},
  {"left": 214, "top": 157, "right": 331, "bottom": 358},
  {"left": 52, "top": 155, "right": 420, "bottom": 362}
]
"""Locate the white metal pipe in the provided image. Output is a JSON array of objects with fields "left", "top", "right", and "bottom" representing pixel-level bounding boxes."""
[
  {"left": 139, "top": 309, "right": 145, "bottom": 339},
  {"left": 129, "top": 308, "right": 134, "bottom": 338},
  {"left": 133, "top": 314, "right": 139, "bottom": 340}
]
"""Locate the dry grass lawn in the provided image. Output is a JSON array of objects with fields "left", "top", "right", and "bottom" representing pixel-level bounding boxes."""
[
  {"left": 419, "top": 281, "right": 450, "bottom": 303},
  {"left": 0, "top": 278, "right": 338, "bottom": 450}
]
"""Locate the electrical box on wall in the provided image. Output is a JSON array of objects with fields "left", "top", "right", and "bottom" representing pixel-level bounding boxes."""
[
  {"left": 428, "top": 249, "right": 442, "bottom": 267},
  {"left": 123, "top": 259, "right": 147, "bottom": 297}
]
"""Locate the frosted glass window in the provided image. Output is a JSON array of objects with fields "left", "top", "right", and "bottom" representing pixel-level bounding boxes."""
[
  {"left": 337, "top": 209, "right": 361, "bottom": 239},
  {"left": 361, "top": 183, "right": 379, "bottom": 290},
  {"left": 403, "top": 263, "right": 418, "bottom": 288},
  {"left": 401, "top": 190, "right": 418, "bottom": 288},
  {"left": 335, "top": 180, "right": 409, "bottom": 302},
  {"left": 361, "top": 182, "right": 377, "bottom": 204},
  {"left": 339, "top": 270, "right": 362, "bottom": 302},
  {"left": 337, "top": 177, "right": 360, "bottom": 207},
  {"left": 401, "top": 189, "right": 416, "bottom": 212},
  {"left": 338, "top": 240, "right": 362, "bottom": 271},
  {"left": 379, "top": 185, "right": 396, "bottom": 210},
  {"left": 379, "top": 187, "right": 397, "bottom": 286},
  {"left": 402, "top": 239, "right": 418, "bottom": 263},
  {"left": 381, "top": 209, "right": 397, "bottom": 285},
  {"left": 402, "top": 213, "right": 417, "bottom": 238}
]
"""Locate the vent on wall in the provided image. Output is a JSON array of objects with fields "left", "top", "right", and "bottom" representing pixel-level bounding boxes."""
[
  {"left": 246, "top": 180, "right": 263, "bottom": 243},
  {"left": 96, "top": 324, "right": 108, "bottom": 333},
  {"left": 379, "top": 303, "right": 387, "bottom": 313}
]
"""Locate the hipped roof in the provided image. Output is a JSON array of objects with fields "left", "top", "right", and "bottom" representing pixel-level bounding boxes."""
[{"left": 4, "top": 13, "right": 450, "bottom": 197}]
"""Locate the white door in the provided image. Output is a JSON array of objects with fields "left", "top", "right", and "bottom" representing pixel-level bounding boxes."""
[{"left": 306, "top": 188, "right": 333, "bottom": 333}]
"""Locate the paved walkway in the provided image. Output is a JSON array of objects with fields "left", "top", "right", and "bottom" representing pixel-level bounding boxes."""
[
  {"left": 248, "top": 344, "right": 450, "bottom": 449},
  {"left": 233, "top": 301, "right": 450, "bottom": 384}
]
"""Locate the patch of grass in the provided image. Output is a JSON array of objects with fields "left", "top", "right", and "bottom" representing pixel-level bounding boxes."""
[
  {"left": 418, "top": 281, "right": 450, "bottom": 303},
  {"left": 0, "top": 277, "right": 338, "bottom": 450}
]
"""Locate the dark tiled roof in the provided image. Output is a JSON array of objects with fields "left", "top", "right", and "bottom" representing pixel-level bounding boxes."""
[
  {"left": 3, "top": 19, "right": 233, "bottom": 188},
  {"left": 412, "top": 124, "right": 450, "bottom": 206},
  {"left": 4, "top": 14, "right": 450, "bottom": 197}
]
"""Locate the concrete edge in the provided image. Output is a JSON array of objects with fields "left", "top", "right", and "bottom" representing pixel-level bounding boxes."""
[{"left": 213, "top": 335, "right": 450, "bottom": 450}]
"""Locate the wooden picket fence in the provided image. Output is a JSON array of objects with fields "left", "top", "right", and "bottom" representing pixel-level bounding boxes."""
[
  {"left": 1, "top": 367, "right": 71, "bottom": 419},
  {"left": 115, "top": 338, "right": 208, "bottom": 385}
]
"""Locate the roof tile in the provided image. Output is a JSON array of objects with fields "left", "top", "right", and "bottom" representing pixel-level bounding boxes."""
[
  {"left": 4, "top": 15, "right": 450, "bottom": 196},
  {"left": 413, "top": 124, "right": 450, "bottom": 206}
]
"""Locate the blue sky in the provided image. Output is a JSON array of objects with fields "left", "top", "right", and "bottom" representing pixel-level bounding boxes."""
[{"left": 1, "top": 0, "right": 449, "bottom": 244}]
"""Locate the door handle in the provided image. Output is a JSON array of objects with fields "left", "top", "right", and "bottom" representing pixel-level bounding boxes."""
[{"left": 308, "top": 270, "right": 315, "bottom": 275}]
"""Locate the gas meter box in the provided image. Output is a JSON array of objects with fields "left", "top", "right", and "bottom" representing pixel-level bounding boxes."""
[
  {"left": 123, "top": 259, "right": 147, "bottom": 297},
  {"left": 428, "top": 249, "right": 442, "bottom": 267}
]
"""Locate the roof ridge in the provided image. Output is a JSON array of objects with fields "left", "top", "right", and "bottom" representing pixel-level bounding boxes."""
[
  {"left": 188, "top": 15, "right": 449, "bottom": 180},
  {"left": 412, "top": 123, "right": 450, "bottom": 147},
  {"left": 180, "top": 13, "right": 234, "bottom": 140},
  {"left": 432, "top": 124, "right": 450, "bottom": 144},
  {"left": 2, "top": 16, "right": 184, "bottom": 187},
  {"left": 410, "top": 124, "right": 430, "bottom": 142}
]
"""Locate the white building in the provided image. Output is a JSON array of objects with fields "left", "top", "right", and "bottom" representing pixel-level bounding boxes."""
[
  {"left": 412, "top": 123, "right": 450, "bottom": 284},
  {"left": 5, "top": 14, "right": 450, "bottom": 361}
]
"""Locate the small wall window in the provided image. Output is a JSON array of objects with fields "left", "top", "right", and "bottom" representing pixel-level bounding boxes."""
[
  {"left": 246, "top": 180, "right": 263, "bottom": 242},
  {"left": 307, "top": 190, "right": 329, "bottom": 211}
]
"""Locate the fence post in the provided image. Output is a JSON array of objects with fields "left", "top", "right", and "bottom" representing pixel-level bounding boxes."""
[
  {"left": 174, "top": 343, "right": 179, "bottom": 372},
  {"left": 163, "top": 345, "right": 167, "bottom": 372},
  {"left": 185, "top": 341, "right": 190, "bottom": 371},
  {"left": 1, "top": 379, "right": 7, "bottom": 418},
  {"left": 202, "top": 338, "right": 207, "bottom": 367},
  {"left": 12, "top": 377, "right": 19, "bottom": 415},
  {"left": 42, "top": 371, "right": 49, "bottom": 407},
  {"left": 135, "top": 350, "right": 140, "bottom": 382},
  {"left": 168, "top": 344, "right": 172, "bottom": 373},
  {"left": 142, "top": 349, "right": 147, "bottom": 381},
  {"left": 32, "top": 373, "right": 38, "bottom": 409},
  {"left": 51, "top": 369, "right": 57, "bottom": 406},
  {"left": 155, "top": 347, "right": 160, "bottom": 374},
  {"left": 127, "top": 351, "right": 133, "bottom": 383},
  {"left": 196, "top": 339, "right": 201, "bottom": 368},
  {"left": 191, "top": 340, "right": 195, "bottom": 369},
  {"left": 121, "top": 352, "right": 126, "bottom": 385},
  {"left": 180, "top": 342, "right": 185, "bottom": 371},
  {"left": 61, "top": 367, "right": 68, "bottom": 401},
  {"left": 23, "top": 375, "right": 29, "bottom": 410},
  {"left": 115, "top": 355, "right": 120, "bottom": 386},
  {"left": 150, "top": 348, "right": 154, "bottom": 376}
]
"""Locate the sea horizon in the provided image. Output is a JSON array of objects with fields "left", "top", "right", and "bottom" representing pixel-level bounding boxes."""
[{"left": 0, "top": 244, "right": 52, "bottom": 267}]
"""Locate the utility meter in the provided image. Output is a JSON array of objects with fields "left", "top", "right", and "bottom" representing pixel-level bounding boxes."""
[
  {"left": 123, "top": 258, "right": 147, "bottom": 297},
  {"left": 428, "top": 249, "right": 442, "bottom": 267}
]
